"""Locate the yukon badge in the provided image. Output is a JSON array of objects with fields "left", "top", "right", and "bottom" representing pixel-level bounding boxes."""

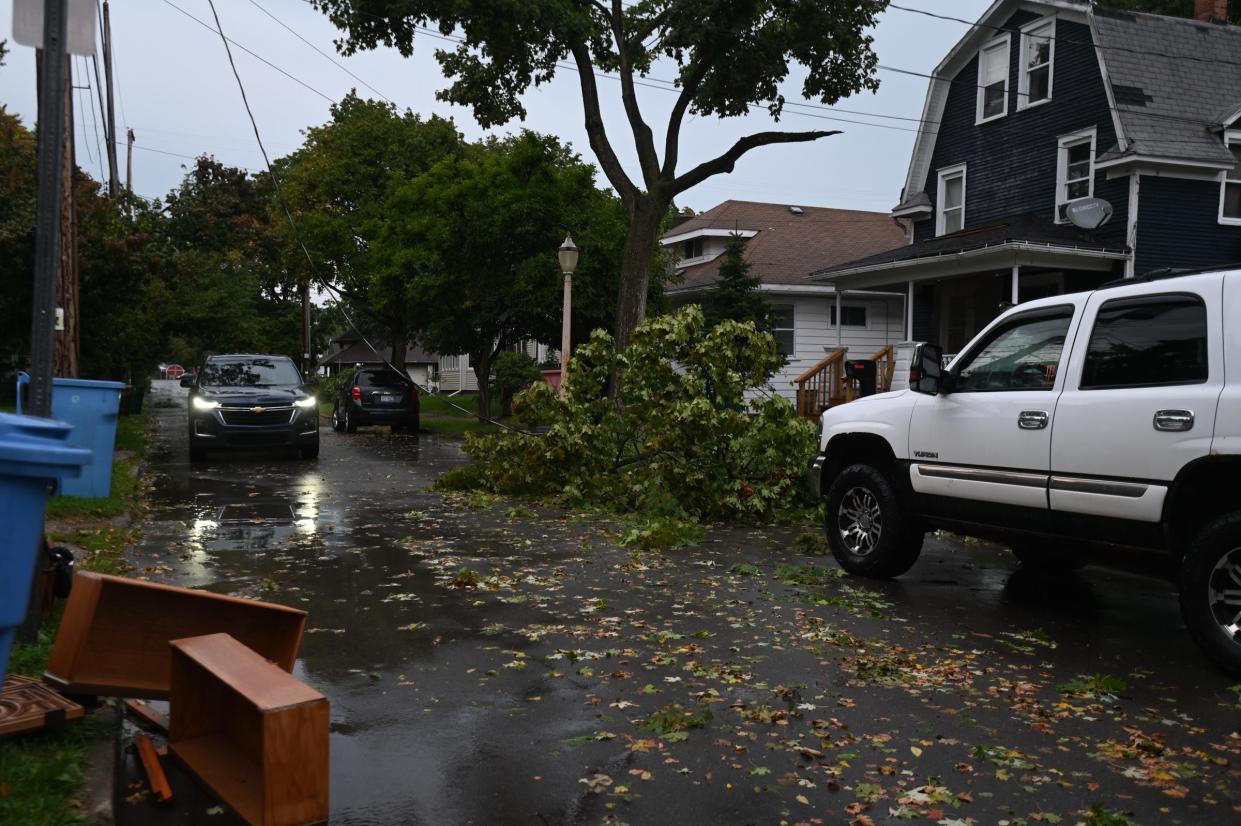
[{"left": 913, "top": 450, "right": 939, "bottom": 459}]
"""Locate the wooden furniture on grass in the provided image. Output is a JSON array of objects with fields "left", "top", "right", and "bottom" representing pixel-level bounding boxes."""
[
  {"left": 134, "top": 732, "right": 174, "bottom": 805},
  {"left": 45, "top": 572, "right": 307, "bottom": 699},
  {"left": 169, "top": 633, "right": 328, "bottom": 826},
  {"left": 0, "top": 674, "right": 85, "bottom": 737}
]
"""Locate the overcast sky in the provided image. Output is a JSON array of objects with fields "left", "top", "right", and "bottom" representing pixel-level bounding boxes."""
[{"left": 0, "top": 0, "right": 992, "bottom": 213}]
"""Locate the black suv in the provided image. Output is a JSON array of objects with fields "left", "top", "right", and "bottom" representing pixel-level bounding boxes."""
[
  {"left": 181, "top": 355, "right": 320, "bottom": 461},
  {"left": 331, "top": 367, "right": 420, "bottom": 434}
]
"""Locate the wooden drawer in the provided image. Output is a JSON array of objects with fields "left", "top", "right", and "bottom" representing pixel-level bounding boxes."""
[
  {"left": 170, "top": 633, "right": 328, "bottom": 826},
  {"left": 45, "top": 572, "right": 306, "bottom": 699}
]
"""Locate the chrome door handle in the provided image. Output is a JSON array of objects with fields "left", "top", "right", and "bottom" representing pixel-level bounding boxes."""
[
  {"left": 1154, "top": 410, "right": 1194, "bottom": 432},
  {"left": 1018, "top": 410, "right": 1049, "bottom": 430}
]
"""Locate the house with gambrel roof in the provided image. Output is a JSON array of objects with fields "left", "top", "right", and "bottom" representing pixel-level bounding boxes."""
[{"left": 811, "top": 0, "right": 1241, "bottom": 356}]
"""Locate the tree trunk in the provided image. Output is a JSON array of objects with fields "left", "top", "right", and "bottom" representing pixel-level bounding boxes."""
[
  {"left": 472, "top": 350, "right": 492, "bottom": 423},
  {"left": 613, "top": 196, "right": 668, "bottom": 352},
  {"left": 389, "top": 322, "right": 406, "bottom": 372}
]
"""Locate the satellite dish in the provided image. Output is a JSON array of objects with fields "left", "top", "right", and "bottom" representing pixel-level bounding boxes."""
[{"left": 1066, "top": 198, "right": 1113, "bottom": 230}]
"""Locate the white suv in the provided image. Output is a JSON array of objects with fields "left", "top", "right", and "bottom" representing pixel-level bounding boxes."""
[{"left": 808, "top": 268, "right": 1241, "bottom": 674}]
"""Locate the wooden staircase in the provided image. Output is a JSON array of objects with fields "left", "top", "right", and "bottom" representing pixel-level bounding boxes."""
[{"left": 795, "top": 344, "right": 896, "bottom": 420}]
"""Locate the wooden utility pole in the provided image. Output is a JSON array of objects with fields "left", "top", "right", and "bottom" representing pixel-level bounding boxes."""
[
  {"left": 126, "top": 127, "right": 133, "bottom": 193},
  {"left": 101, "top": 0, "right": 118, "bottom": 197},
  {"left": 302, "top": 282, "right": 312, "bottom": 378},
  {"left": 36, "top": 46, "right": 79, "bottom": 377}
]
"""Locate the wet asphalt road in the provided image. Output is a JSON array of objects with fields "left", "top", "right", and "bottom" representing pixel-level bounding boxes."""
[{"left": 117, "top": 391, "right": 1240, "bottom": 825}]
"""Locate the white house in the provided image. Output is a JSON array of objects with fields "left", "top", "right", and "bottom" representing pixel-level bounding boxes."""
[{"left": 662, "top": 200, "right": 909, "bottom": 404}]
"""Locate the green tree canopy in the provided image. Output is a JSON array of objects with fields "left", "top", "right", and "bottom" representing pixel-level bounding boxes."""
[
  {"left": 277, "top": 93, "right": 465, "bottom": 366},
  {"left": 312, "top": 0, "right": 889, "bottom": 351},
  {"left": 698, "top": 234, "right": 772, "bottom": 334},
  {"left": 374, "top": 131, "right": 627, "bottom": 418}
]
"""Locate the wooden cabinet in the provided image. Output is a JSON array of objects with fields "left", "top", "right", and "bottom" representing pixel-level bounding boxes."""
[
  {"left": 45, "top": 572, "right": 306, "bottom": 699},
  {"left": 170, "top": 633, "right": 328, "bottom": 826}
]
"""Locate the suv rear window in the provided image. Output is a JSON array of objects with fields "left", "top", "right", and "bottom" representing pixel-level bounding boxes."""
[
  {"left": 359, "top": 370, "right": 409, "bottom": 388},
  {"left": 1080, "top": 294, "right": 1208, "bottom": 389}
]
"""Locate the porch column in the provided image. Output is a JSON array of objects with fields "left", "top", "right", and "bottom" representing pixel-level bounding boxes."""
[
  {"left": 906, "top": 281, "right": 915, "bottom": 340},
  {"left": 835, "top": 291, "right": 843, "bottom": 348},
  {"left": 1010, "top": 264, "right": 1020, "bottom": 305}
]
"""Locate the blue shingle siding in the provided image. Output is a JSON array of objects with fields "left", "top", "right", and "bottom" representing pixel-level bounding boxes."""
[
  {"left": 1134, "top": 176, "right": 1241, "bottom": 275},
  {"left": 912, "top": 15, "right": 1128, "bottom": 245}
]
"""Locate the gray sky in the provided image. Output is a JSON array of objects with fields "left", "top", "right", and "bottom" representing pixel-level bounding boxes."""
[{"left": 0, "top": 0, "right": 992, "bottom": 213}]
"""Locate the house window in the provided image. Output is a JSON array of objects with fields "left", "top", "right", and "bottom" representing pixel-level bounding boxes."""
[
  {"left": 1019, "top": 18, "right": 1053, "bottom": 109},
  {"left": 830, "top": 305, "right": 868, "bottom": 327},
  {"left": 770, "top": 305, "right": 794, "bottom": 356},
  {"left": 681, "top": 237, "right": 704, "bottom": 259},
  {"left": 1056, "top": 128, "right": 1096, "bottom": 222},
  {"left": 976, "top": 35, "right": 1010, "bottom": 123},
  {"left": 936, "top": 164, "right": 966, "bottom": 236},
  {"left": 1221, "top": 134, "right": 1241, "bottom": 224}
]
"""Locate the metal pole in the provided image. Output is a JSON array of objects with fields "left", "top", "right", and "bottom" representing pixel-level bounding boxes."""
[
  {"left": 559, "top": 272, "right": 572, "bottom": 391},
  {"left": 28, "top": 0, "right": 71, "bottom": 419},
  {"left": 101, "top": 0, "right": 119, "bottom": 198}
]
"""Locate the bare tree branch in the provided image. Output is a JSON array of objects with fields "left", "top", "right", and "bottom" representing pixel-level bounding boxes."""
[
  {"left": 568, "top": 43, "right": 639, "bottom": 209},
  {"left": 659, "top": 56, "right": 712, "bottom": 180},
  {"left": 671, "top": 129, "right": 840, "bottom": 195},
  {"left": 610, "top": 0, "right": 661, "bottom": 189}
]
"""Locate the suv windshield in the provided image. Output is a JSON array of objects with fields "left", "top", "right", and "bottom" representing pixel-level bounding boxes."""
[{"left": 200, "top": 359, "right": 302, "bottom": 388}]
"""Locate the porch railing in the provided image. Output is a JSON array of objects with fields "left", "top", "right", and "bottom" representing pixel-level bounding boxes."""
[
  {"left": 795, "top": 348, "right": 848, "bottom": 419},
  {"left": 871, "top": 344, "right": 895, "bottom": 394}
]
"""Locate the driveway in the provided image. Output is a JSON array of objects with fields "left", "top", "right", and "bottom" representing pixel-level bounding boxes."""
[{"left": 118, "top": 399, "right": 1240, "bottom": 825}]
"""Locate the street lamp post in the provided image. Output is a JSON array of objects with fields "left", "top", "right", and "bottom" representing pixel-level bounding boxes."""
[{"left": 557, "top": 234, "right": 579, "bottom": 392}]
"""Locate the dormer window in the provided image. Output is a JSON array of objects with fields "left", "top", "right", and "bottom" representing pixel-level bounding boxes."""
[
  {"left": 682, "top": 237, "right": 704, "bottom": 259},
  {"left": 1019, "top": 18, "right": 1054, "bottom": 109},
  {"left": 1056, "top": 127, "right": 1096, "bottom": 222},
  {"left": 976, "top": 35, "right": 1010, "bottom": 124},
  {"left": 936, "top": 164, "right": 966, "bottom": 236}
]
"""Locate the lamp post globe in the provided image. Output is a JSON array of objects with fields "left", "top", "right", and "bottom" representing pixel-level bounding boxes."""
[{"left": 558, "top": 234, "right": 578, "bottom": 392}]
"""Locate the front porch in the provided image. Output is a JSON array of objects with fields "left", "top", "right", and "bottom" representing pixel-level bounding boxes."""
[{"left": 794, "top": 218, "right": 1130, "bottom": 417}]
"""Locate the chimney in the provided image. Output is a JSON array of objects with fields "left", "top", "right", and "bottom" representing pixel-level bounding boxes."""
[{"left": 1195, "top": 0, "right": 1229, "bottom": 23}]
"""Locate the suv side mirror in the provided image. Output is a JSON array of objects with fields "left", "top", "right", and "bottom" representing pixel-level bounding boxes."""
[
  {"left": 909, "top": 343, "right": 944, "bottom": 395},
  {"left": 179, "top": 374, "right": 196, "bottom": 388}
]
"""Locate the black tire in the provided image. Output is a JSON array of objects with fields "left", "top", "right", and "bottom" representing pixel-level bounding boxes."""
[
  {"left": 331, "top": 406, "right": 345, "bottom": 432},
  {"left": 1179, "top": 512, "right": 1241, "bottom": 676},
  {"left": 300, "top": 442, "right": 320, "bottom": 460},
  {"left": 189, "top": 445, "right": 208, "bottom": 463},
  {"left": 1009, "top": 543, "right": 1086, "bottom": 572},
  {"left": 825, "top": 463, "right": 924, "bottom": 579},
  {"left": 344, "top": 406, "right": 358, "bottom": 433}
]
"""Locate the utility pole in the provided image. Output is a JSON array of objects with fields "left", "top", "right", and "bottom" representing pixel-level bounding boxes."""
[
  {"left": 302, "top": 281, "right": 312, "bottom": 378},
  {"left": 126, "top": 127, "right": 134, "bottom": 193},
  {"left": 28, "top": 0, "right": 71, "bottom": 417},
  {"left": 101, "top": 0, "right": 118, "bottom": 198}
]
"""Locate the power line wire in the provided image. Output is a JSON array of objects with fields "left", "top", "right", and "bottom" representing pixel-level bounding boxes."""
[
  {"left": 79, "top": 56, "right": 108, "bottom": 183},
  {"left": 162, "top": 0, "right": 335, "bottom": 103},
  {"left": 248, "top": 0, "right": 394, "bottom": 104}
]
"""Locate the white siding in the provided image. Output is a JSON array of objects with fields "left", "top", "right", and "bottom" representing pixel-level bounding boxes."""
[
  {"left": 764, "top": 293, "right": 905, "bottom": 401},
  {"left": 438, "top": 354, "right": 479, "bottom": 392}
]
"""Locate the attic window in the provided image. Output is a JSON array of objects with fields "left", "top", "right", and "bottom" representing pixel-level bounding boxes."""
[
  {"left": 682, "top": 237, "right": 704, "bottom": 259},
  {"left": 976, "top": 34, "right": 1011, "bottom": 124},
  {"left": 1018, "top": 18, "right": 1053, "bottom": 109}
]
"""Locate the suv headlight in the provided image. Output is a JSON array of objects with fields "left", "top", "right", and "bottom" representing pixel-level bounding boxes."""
[
  {"left": 192, "top": 397, "right": 220, "bottom": 411},
  {"left": 294, "top": 397, "right": 317, "bottom": 408}
]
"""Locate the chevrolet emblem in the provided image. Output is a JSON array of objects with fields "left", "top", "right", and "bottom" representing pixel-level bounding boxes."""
[{"left": 250, "top": 406, "right": 266, "bottom": 413}]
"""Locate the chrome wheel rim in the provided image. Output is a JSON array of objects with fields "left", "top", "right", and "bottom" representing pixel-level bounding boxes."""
[
  {"left": 838, "top": 486, "right": 882, "bottom": 556},
  {"left": 1208, "top": 546, "right": 1241, "bottom": 644}
]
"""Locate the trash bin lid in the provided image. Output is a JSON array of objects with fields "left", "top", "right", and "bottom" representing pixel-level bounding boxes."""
[
  {"left": 15, "top": 372, "right": 125, "bottom": 390},
  {"left": 0, "top": 412, "right": 92, "bottom": 478}
]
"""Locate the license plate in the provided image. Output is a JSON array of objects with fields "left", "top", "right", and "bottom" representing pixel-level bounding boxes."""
[{"left": 378, "top": 394, "right": 397, "bottom": 404}]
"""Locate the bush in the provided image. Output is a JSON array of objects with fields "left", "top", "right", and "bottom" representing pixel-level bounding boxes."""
[
  {"left": 491, "top": 351, "right": 543, "bottom": 417},
  {"left": 447, "top": 306, "right": 817, "bottom": 523},
  {"left": 314, "top": 370, "right": 354, "bottom": 410}
]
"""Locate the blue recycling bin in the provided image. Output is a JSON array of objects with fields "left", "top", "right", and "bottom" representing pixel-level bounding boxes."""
[
  {"left": 16, "top": 373, "right": 125, "bottom": 498},
  {"left": 0, "top": 413, "right": 91, "bottom": 677}
]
